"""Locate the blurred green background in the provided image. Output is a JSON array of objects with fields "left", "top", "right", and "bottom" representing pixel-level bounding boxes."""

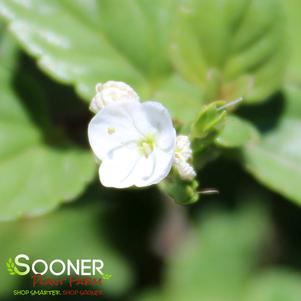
[{"left": 0, "top": 0, "right": 301, "bottom": 300}]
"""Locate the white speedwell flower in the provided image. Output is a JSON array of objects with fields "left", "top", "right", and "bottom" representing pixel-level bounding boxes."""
[
  {"left": 88, "top": 101, "right": 176, "bottom": 188},
  {"left": 89, "top": 81, "right": 139, "bottom": 113},
  {"left": 174, "top": 135, "right": 196, "bottom": 181}
]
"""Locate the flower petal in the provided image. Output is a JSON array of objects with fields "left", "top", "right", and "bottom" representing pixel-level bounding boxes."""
[
  {"left": 88, "top": 102, "right": 142, "bottom": 160},
  {"left": 89, "top": 100, "right": 176, "bottom": 188},
  {"left": 140, "top": 101, "right": 176, "bottom": 151},
  {"left": 134, "top": 148, "right": 174, "bottom": 187},
  {"left": 99, "top": 144, "right": 140, "bottom": 188},
  {"left": 99, "top": 144, "right": 174, "bottom": 188}
]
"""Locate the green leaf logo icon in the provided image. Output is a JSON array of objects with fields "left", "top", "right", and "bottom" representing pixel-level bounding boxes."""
[
  {"left": 6, "top": 258, "right": 21, "bottom": 276},
  {"left": 102, "top": 273, "right": 112, "bottom": 280},
  {"left": 6, "top": 258, "right": 16, "bottom": 275}
]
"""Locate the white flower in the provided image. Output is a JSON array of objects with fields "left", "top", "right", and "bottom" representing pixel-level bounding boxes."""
[
  {"left": 88, "top": 101, "right": 176, "bottom": 188},
  {"left": 89, "top": 81, "right": 139, "bottom": 113},
  {"left": 174, "top": 135, "right": 196, "bottom": 181}
]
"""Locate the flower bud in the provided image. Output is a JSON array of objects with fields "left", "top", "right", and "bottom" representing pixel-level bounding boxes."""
[
  {"left": 89, "top": 81, "right": 139, "bottom": 113},
  {"left": 174, "top": 135, "right": 196, "bottom": 181}
]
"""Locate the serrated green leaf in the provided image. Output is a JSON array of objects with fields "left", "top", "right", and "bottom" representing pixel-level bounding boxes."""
[
  {"left": 215, "top": 115, "right": 260, "bottom": 148},
  {"left": 171, "top": 0, "right": 287, "bottom": 103},
  {"left": 0, "top": 33, "right": 95, "bottom": 221},
  {"left": 242, "top": 86, "right": 301, "bottom": 205},
  {"left": 0, "top": 0, "right": 204, "bottom": 123}
]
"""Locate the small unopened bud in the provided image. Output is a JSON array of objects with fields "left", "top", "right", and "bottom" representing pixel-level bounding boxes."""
[
  {"left": 176, "top": 160, "right": 196, "bottom": 181},
  {"left": 174, "top": 135, "right": 196, "bottom": 181},
  {"left": 89, "top": 81, "right": 139, "bottom": 113}
]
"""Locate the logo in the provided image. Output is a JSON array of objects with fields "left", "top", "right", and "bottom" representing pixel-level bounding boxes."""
[
  {"left": 6, "top": 254, "right": 112, "bottom": 277},
  {"left": 5, "top": 254, "right": 112, "bottom": 297},
  {"left": 6, "top": 258, "right": 22, "bottom": 276}
]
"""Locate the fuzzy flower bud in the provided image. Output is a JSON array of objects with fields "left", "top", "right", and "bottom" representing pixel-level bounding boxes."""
[
  {"left": 174, "top": 135, "right": 196, "bottom": 181},
  {"left": 89, "top": 81, "right": 139, "bottom": 113}
]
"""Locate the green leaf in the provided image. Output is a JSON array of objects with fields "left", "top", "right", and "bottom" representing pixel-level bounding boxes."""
[
  {"left": 5, "top": 258, "right": 17, "bottom": 276},
  {"left": 215, "top": 115, "right": 260, "bottom": 148},
  {"left": 165, "top": 204, "right": 267, "bottom": 301},
  {"left": 135, "top": 204, "right": 270, "bottom": 301},
  {"left": 135, "top": 204, "right": 301, "bottom": 301},
  {"left": 280, "top": 0, "right": 301, "bottom": 86},
  {"left": 171, "top": 0, "right": 287, "bottom": 103},
  {"left": 189, "top": 101, "right": 228, "bottom": 169},
  {"left": 0, "top": 0, "right": 203, "bottom": 123},
  {"left": 242, "top": 86, "right": 301, "bottom": 205},
  {"left": 153, "top": 74, "right": 204, "bottom": 124},
  {"left": 135, "top": 290, "right": 165, "bottom": 301},
  {"left": 0, "top": 199, "right": 133, "bottom": 297},
  {"left": 0, "top": 33, "right": 95, "bottom": 221},
  {"left": 245, "top": 270, "right": 301, "bottom": 301},
  {"left": 159, "top": 173, "right": 199, "bottom": 205},
  {"left": 191, "top": 101, "right": 226, "bottom": 140}
]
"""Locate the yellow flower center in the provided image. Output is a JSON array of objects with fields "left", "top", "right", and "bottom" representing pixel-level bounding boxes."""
[{"left": 138, "top": 135, "right": 155, "bottom": 158}]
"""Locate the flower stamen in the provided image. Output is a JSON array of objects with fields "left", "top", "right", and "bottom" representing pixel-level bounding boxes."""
[
  {"left": 138, "top": 135, "right": 156, "bottom": 158},
  {"left": 107, "top": 127, "right": 116, "bottom": 135}
]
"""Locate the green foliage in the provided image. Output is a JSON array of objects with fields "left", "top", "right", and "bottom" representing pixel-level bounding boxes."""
[
  {"left": 191, "top": 101, "right": 226, "bottom": 140},
  {"left": 0, "top": 0, "right": 287, "bottom": 122},
  {"left": 245, "top": 270, "right": 301, "bottom": 301},
  {"left": 152, "top": 74, "right": 204, "bottom": 124},
  {"left": 280, "top": 0, "right": 301, "bottom": 85},
  {"left": 0, "top": 0, "right": 203, "bottom": 123},
  {"left": 0, "top": 1, "right": 301, "bottom": 300},
  {"left": 190, "top": 101, "right": 227, "bottom": 169},
  {"left": 135, "top": 205, "right": 301, "bottom": 301},
  {"left": 171, "top": 0, "right": 287, "bottom": 103},
  {"left": 0, "top": 0, "right": 297, "bottom": 207},
  {"left": 164, "top": 204, "right": 267, "bottom": 301},
  {"left": 159, "top": 172, "right": 199, "bottom": 205},
  {"left": 0, "top": 32, "right": 95, "bottom": 221},
  {"left": 242, "top": 87, "right": 301, "bottom": 205},
  {"left": 216, "top": 115, "right": 259, "bottom": 147}
]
